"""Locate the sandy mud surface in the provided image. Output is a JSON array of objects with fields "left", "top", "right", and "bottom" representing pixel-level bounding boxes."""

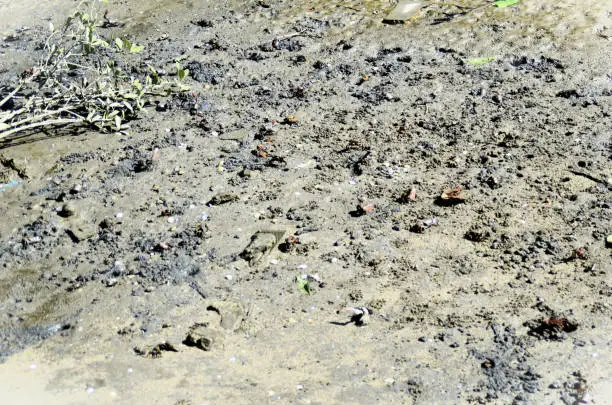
[{"left": 0, "top": 0, "right": 611, "bottom": 403}]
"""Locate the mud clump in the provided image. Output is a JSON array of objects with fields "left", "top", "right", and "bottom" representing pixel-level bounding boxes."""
[{"left": 471, "top": 325, "right": 541, "bottom": 401}]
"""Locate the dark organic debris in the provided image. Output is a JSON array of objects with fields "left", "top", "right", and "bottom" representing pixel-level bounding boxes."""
[
  {"left": 58, "top": 202, "right": 76, "bottom": 218},
  {"left": 349, "top": 203, "right": 375, "bottom": 217},
  {"left": 346, "top": 306, "right": 370, "bottom": 326},
  {"left": 525, "top": 317, "right": 578, "bottom": 340}
]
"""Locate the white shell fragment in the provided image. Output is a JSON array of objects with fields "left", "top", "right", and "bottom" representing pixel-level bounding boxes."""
[{"left": 385, "top": 1, "right": 427, "bottom": 21}]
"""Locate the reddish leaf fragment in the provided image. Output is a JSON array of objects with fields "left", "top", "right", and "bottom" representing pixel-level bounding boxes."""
[
  {"left": 542, "top": 317, "right": 577, "bottom": 332},
  {"left": 526, "top": 316, "right": 578, "bottom": 339},
  {"left": 362, "top": 203, "right": 375, "bottom": 212},
  {"left": 256, "top": 143, "right": 268, "bottom": 158},
  {"left": 441, "top": 186, "right": 465, "bottom": 200},
  {"left": 408, "top": 188, "right": 417, "bottom": 201},
  {"left": 437, "top": 186, "right": 466, "bottom": 206},
  {"left": 285, "top": 235, "right": 299, "bottom": 245},
  {"left": 279, "top": 234, "right": 301, "bottom": 253}
]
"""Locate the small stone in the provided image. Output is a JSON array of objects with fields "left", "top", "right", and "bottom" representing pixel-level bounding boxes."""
[
  {"left": 183, "top": 325, "right": 224, "bottom": 351},
  {"left": 112, "top": 261, "right": 125, "bottom": 276},
  {"left": 606, "top": 235, "right": 612, "bottom": 248},
  {"left": 208, "top": 193, "right": 239, "bottom": 205},
  {"left": 240, "top": 169, "right": 259, "bottom": 178}
]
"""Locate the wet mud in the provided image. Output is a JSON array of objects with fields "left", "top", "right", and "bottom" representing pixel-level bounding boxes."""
[{"left": 0, "top": 0, "right": 610, "bottom": 403}]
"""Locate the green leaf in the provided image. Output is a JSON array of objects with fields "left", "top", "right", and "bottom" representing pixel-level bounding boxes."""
[
  {"left": 123, "top": 100, "right": 134, "bottom": 113},
  {"left": 129, "top": 44, "right": 144, "bottom": 53},
  {"left": 115, "top": 37, "right": 123, "bottom": 49},
  {"left": 464, "top": 56, "right": 497, "bottom": 65},
  {"left": 296, "top": 276, "right": 312, "bottom": 295},
  {"left": 92, "top": 37, "right": 108, "bottom": 47},
  {"left": 493, "top": 0, "right": 520, "bottom": 8}
]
